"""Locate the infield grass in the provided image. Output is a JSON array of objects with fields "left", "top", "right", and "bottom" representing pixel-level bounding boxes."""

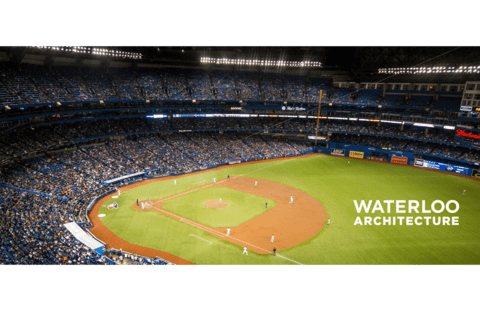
[
  {"left": 161, "top": 187, "right": 276, "bottom": 228},
  {"left": 98, "top": 155, "right": 480, "bottom": 265}
]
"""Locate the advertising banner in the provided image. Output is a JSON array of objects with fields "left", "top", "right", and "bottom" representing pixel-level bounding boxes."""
[
  {"left": 349, "top": 151, "right": 364, "bottom": 159},
  {"left": 472, "top": 169, "right": 480, "bottom": 179},
  {"left": 331, "top": 148, "right": 345, "bottom": 156},
  {"left": 391, "top": 155, "right": 408, "bottom": 164},
  {"left": 414, "top": 159, "right": 471, "bottom": 175},
  {"left": 414, "top": 158, "right": 424, "bottom": 167}
]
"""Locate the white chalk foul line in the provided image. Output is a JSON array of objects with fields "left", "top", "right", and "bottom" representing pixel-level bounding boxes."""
[
  {"left": 189, "top": 234, "right": 212, "bottom": 245},
  {"left": 154, "top": 206, "right": 303, "bottom": 265},
  {"left": 150, "top": 157, "right": 303, "bottom": 265},
  {"left": 192, "top": 179, "right": 207, "bottom": 185},
  {"left": 151, "top": 158, "right": 293, "bottom": 208}
]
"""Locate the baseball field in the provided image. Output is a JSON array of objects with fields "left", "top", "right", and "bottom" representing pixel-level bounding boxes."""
[{"left": 89, "top": 154, "right": 480, "bottom": 265}]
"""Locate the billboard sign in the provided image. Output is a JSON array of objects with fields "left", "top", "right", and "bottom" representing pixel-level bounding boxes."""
[
  {"left": 415, "top": 159, "right": 471, "bottom": 175},
  {"left": 414, "top": 159, "right": 424, "bottom": 167},
  {"left": 331, "top": 148, "right": 345, "bottom": 156},
  {"left": 349, "top": 151, "right": 364, "bottom": 159},
  {"left": 472, "top": 169, "right": 480, "bottom": 179},
  {"left": 391, "top": 155, "right": 408, "bottom": 164}
]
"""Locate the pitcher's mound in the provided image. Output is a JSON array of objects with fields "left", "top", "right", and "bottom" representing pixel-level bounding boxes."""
[{"left": 204, "top": 200, "right": 229, "bottom": 209}]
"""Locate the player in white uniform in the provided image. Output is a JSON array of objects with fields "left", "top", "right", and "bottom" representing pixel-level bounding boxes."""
[
  {"left": 226, "top": 227, "right": 230, "bottom": 236},
  {"left": 289, "top": 195, "right": 293, "bottom": 203},
  {"left": 327, "top": 219, "right": 330, "bottom": 225},
  {"left": 141, "top": 202, "right": 144, "bottom": 209},
  {"left": 348, "top": 161, "right": 350, "bottom": 165},
  {"left": 117, "top": 189, "right": 121, "bottom": 196},
  {"left": 243, "top": 246, "right": 248, "bottom": 255},
  {"left": 255, "top": 180, "right": 257, "bottom": 187},
  {"left": 271, "top": 234, "right": 274, "bottom": 243},
  {"left": 174, "top": 179, "right": 177, "bottom": 185},
  {"left": 219, "top": 198, "right": 222, "bottom": 203},
  {"left": 213, "top": 177, "right": 216, "bottom": 184},
  {"left": 463, "top": 189, "right": 466, "bottom": 195}
]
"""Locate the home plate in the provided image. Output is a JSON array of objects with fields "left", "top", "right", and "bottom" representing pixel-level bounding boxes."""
[
  {"left": 111, "top": 196, "right": 119, "bottom": 198},
  {"left": 98, "top": 214, "right": 106, "bottom": 217}
]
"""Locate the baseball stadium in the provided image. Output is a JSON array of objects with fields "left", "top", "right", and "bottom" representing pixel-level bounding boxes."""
[{"left": 1, "top": 46, "right": 480, "bottom": 265}]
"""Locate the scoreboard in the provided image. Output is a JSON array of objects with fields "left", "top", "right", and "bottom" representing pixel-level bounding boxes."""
[{"left": 414, "top": 159, "right": 471, "bottom": 176}]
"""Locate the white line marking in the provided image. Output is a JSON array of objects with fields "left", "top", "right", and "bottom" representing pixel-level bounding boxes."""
[
  {"left": 189, "top": 234, "right": 212, "bottom": 245},
  {"left": 152, "top": 158, "right": 293, "bottom": 208},
  {"left": 151, "top": 157, "right": 303, "bottom": 264},
  {"left": 192, "top": 179, "right": 207, "bottom": 185},
  {"left": 154, "top": 206, "right": 303, "bottom": 265}
]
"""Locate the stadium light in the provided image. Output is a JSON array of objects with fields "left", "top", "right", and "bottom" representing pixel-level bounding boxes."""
[
  {"left": 33, "top": 46, "right": 142, "bottom": 60},
  {"left": 413, "top": 123, "right": 435, "bottom": 128},
  {"left": 200, "top": 57, "right": 322, "bottom": 68},
  {"left": 378, "top": 65, "right": 480, "bottom": 75}
]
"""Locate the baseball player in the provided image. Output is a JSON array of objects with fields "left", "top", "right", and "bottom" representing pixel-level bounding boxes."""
[
  {"left": 219, "top": 198, "right": 222, "bottom": 203},
  {"left": 213, "top": 177, "right": 216, "bottom": 184},
  {"left": 226, "top": 227, "right": 230, "bottom": 236},
  {"left": 463, "top": 189, "right": 466, "bottom": 195},
  {"left": 289, "top": 195, "right": 293, "bottom": 204},
  {"left": 141, "top": 202, "right": 144, "bottom": 210},
  {"left": 327, "top": 218, "right": 330, "bottom": 225},
  {"left": 174, "top": 179, "right": 177, "bottom": 185},
  {"left": 265, "top": 202, "right": 268, "bottom": 209},
  {"left": 227, "top": 175, "right": 230, "bottom": 180},
  {"left": 255, "top": 180, "right": 257, "bottom": 187},
  {"left": 117, "top": 189, "right": 121, "bottom": 196},
  {"left": 137, "top": 199, "right": 139, "bottom": 207},
  {"left": 243, "top": 246, "right": 248, "bottom": 255},
  {"left": 348, "top": 161, "right": 350, "bottom": 165},
  {"left": 271, "top": 234, "right": 274, "bottom": 243},
  {"left": 273, "top": 247, "right": 277, "bottom": 256},
  {"left": 148, "top": 198, "right": 150, "bottom": 204}
]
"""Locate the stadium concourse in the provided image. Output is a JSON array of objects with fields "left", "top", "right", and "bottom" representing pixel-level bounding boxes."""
[{"left": 0, "top": 53, "right": 480, "bottom": 265}]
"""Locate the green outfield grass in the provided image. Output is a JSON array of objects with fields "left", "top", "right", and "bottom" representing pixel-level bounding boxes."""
[
  {"left": 98, "top": 155, "right": 480, "bottom": 265},
  {"left": 161, "top": 187, "right": 276, "bottom": 228}
]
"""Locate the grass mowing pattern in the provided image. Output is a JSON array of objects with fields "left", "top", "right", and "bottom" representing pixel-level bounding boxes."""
[{"left": 99, "top": 155, "right": 480, "bottom": 264}]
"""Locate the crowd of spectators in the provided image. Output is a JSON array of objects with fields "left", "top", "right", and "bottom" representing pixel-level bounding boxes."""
[
  {"left": 0, "top": 188, "right": 105, "bottom": 264},
  {"left": 0, "top": 130, "right": 313, "bottom": 265},
  {"left": 0, "top": 185, "right": 170, "bottom": 265},
  {"left": 1, "top": 113, "right": 478, "bottom": 265},
  {"left": 0, "top": 117, "right": 478, "bottom": 165},
  {"left": 1, "top": 63, "right": 464, "bottom": 111}
]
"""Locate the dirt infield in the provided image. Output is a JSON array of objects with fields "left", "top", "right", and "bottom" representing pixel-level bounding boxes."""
[
  {"left": 211, "top": 176, "right": 327, "bottom": 254},
  {"left": 204, "top": 200, "right": 229, "bottom": 208},
  {"left": 87, "top": 154, "right": 320, "bottom": 264},
  {"left": 128, "top": 175, "right": 326, "bottom": 255}
]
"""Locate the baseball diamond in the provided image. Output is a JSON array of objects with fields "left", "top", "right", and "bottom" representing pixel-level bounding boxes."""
[
  {"left": 1, "top": 46, "right": 480, "bottom": 267},
  {"left": 88, "top": 154, "right": 480, "bottom": 265}
]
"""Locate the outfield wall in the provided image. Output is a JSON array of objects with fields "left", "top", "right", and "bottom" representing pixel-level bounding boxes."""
[
  {"left": 316, "top": 143, "right": 478, "bottom": 178},
  {"left": 316, "top": 143, "right": 415, "bottom": 163}
]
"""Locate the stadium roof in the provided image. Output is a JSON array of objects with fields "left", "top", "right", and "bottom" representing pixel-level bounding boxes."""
[{"left": 1, "top": 46, "right": 479, "bottom": 83}]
